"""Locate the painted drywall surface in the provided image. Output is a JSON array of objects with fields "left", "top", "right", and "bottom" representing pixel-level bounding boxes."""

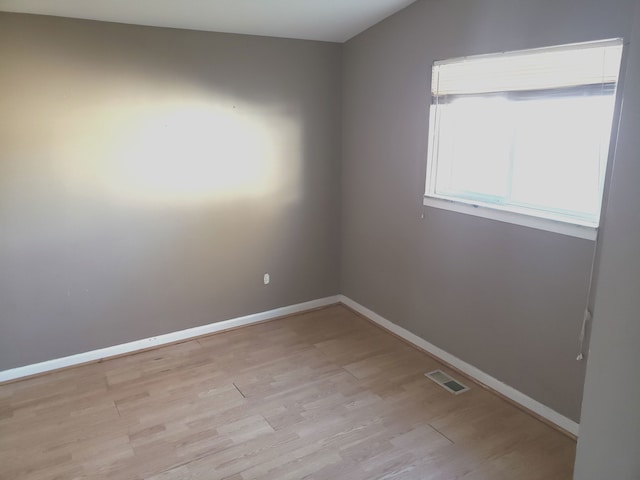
[
  {"left": 341, "top": 0, "right": 636, "bottom": 421},
  {"left": 573, "top": 3, "right": 640, "bottom": 478},
  {"left": 0, "top": 13, "right": 342, "bottom": 370}
]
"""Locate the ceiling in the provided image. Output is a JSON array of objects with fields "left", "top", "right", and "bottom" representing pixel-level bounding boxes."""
[{"left": 0, "top": 0, "right": 417, "bottom": 43}]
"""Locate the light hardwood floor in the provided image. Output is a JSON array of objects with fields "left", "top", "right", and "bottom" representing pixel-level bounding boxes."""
[{"left": 0, "top": 305, "right": 575, "bottom": 479}]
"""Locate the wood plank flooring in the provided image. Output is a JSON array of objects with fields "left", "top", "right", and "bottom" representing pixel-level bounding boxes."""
[{"left": 0, "top": 305, "right": 576, "bottom": 479}]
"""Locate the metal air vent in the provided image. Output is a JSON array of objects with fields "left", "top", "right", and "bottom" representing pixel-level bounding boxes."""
[{"left": 425, "top": 370, "right": 470, "bottom": 395}]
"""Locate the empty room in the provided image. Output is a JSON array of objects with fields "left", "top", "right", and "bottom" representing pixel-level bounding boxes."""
[{"left": 1, "top": 0, "right": 639, "bottom": 479}]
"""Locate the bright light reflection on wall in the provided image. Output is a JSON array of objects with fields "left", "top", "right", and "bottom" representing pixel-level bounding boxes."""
[{"left": 59, "top": 96, "right": 301, "bottom": 206}]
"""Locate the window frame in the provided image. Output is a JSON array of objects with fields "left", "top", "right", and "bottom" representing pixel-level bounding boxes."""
[{"left": 423, "top": 39, "right": 625, "bottom": 241}]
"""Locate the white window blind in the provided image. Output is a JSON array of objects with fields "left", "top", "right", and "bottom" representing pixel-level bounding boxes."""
[
  {"left": 432, "top": 40, "right": 623, "bottom": 96},
  {"left": 425, "top": 39, "right": 624, "bottom": 236}
]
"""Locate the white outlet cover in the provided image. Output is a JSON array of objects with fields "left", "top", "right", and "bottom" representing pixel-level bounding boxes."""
[{"left": 263, "top": 273, "right": 270, "bottom": 285}]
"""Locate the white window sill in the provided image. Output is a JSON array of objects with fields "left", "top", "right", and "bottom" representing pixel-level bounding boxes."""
[{"left": 423, "top": 195, "right": 598, "bottom": 241}]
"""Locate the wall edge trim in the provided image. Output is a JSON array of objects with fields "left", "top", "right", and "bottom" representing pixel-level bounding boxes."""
[
  {"left": 338, "top": 294, "right": 580, "bottom": 437},
  {"left": 0, "top": 292, "right": 581, "bottom": 438},
  {"left": 0, "top": 296, "right": 340, "bottom": 383}
]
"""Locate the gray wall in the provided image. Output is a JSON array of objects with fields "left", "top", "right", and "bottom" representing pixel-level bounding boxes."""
[
  {"left": 341, "top": 0, "right": 637, "bottom": 422},
  {"left": 574, "top": 2, "right": 640, "bottom": 478},
  {"left": 0, "top": 13, "right": 342, "bottom": 370}
]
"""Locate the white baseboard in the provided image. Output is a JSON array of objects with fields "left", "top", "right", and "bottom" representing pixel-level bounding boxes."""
[
  {"left": 338, "top": 295, "right": 580, "bottom": 437},
  {"left": 0, "top": 296, "right": 340, "bottom": 383},
  {"left": 0, "top": 293, "right": 580, "bottom": 437}
]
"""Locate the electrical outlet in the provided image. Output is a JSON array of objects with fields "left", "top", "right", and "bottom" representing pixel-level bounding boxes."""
[{"left": 263, "top": 273, "right": 270, "bottom": 285}]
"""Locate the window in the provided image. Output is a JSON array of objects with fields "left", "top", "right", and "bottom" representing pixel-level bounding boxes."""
[{"left": 424, "top": 40, "right": 624, "bottom": 239}]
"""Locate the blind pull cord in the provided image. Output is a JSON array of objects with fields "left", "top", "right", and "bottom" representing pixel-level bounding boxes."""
[
  {"left": 577, "top": 236, "right": 599, "bottom": 361},
  {"left": 577, "top": 308, "right": 592, "bottom": 361}
]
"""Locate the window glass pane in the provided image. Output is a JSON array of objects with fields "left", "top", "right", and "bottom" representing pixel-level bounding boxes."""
[
  {"left": 434, "top": 97, "right": 512, "bottom": 200},
  {"left": 510, "top": 95, "right": 615, "bottom": 218}
]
